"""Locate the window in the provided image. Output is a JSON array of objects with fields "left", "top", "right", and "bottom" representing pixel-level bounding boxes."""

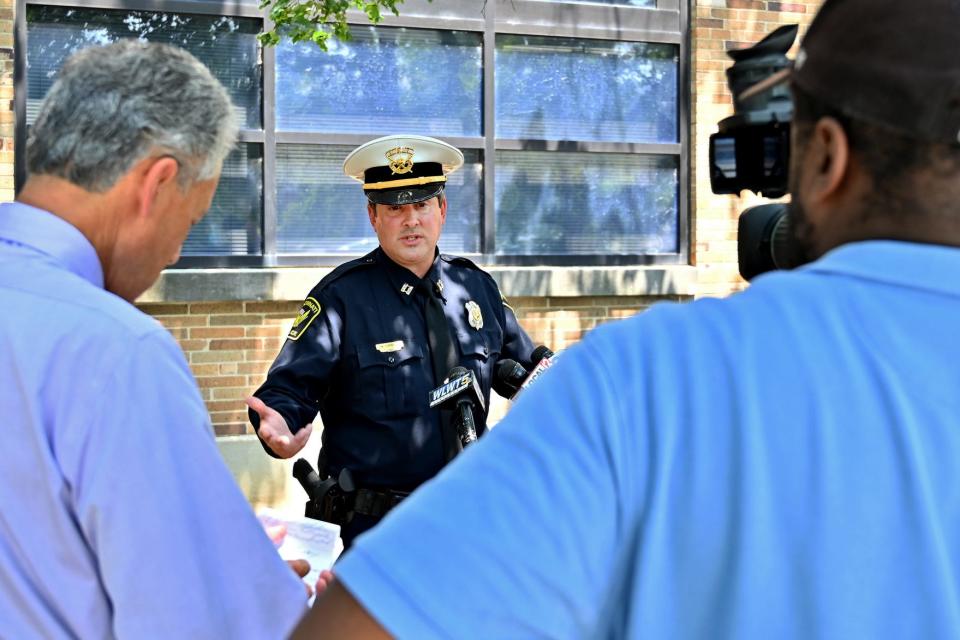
[{"left": 17, "top": 0, "right": 688, "bottom": 266}]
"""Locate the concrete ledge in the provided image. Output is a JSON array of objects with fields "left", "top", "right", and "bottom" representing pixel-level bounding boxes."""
[
  {"left": 140, "top": 265, "right": 697, "bottom": 302},
  {"left": 217, "top": 434, "right": 323, "bottom": 512}
]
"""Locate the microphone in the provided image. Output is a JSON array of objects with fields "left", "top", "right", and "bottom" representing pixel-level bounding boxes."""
[
  {"left": 531, "top": 345, "right": 555, "bottom": 364},
  {"left": 514, "top": 345, "right": 556, "bottom": 398},
  {"left": 492, "top": 358, "right": 527, "bottom": 397},
  {"left": 428, "top": 366, "right": 486, "bottom": 450}
]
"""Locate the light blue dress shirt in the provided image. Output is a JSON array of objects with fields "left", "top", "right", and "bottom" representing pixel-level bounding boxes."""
[
  {"left": 0, "top": 202, "right": 307, "bottom": 639},
  {"left": 338, "top": 240, "right": 960, "bottom": 639}
]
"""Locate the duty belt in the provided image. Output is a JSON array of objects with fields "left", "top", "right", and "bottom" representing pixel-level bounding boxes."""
[{"left": 352, "top": 487, "right": 410, "bottom": 519}]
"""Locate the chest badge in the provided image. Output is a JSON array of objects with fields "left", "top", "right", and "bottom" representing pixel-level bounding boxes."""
[{"left": 465, "top": 300, "right": 484, "bottom": 330}]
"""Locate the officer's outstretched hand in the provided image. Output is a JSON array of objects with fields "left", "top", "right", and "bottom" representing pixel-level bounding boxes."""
[{"left": 245, "top": 396, "right": 312, "bottom": 458}]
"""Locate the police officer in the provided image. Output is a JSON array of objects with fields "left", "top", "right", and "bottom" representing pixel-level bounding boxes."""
[{"left": 247, "top": 135, "right": 539, "bottom": 547}]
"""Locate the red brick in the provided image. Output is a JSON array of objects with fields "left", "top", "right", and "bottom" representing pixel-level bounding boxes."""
[
  {"left": 139, "top": 303, "right": 189, "bottom": 315},
  {"left": 190, "top": 326, "right": 245, "bottom": 339},
  {"left": 726, "top": 0, "right": 764, "bottom": 9},
  {"left": 213, "top": 423, "right": 252, "bottom": 437},
  {"left": 189, "top": 302, "right": 244, "bottom": 314},
  {"left": 209, "top": 314, "right": 263, "bottom": 326},
  {"left": 154, "top": 315, "right": 208, "bottom": 328},
  {"left": 205, "top": 399, "right": 249, "bottom": 413},
  {"left": 238, "top": 362, "right": 270, "bottom": 375},
  {"left": 245, "top": 301, "right": 300, "bottom": 313},
  {"left": 209, "top": 338, "right": 261, "bottom": 351},
  {"left": 178, "top": 339, "right": 207, "bottom": 352},
  {"left": 196, "top": 376, "right": 247, "bottom": 388},
  {"left": 189, "top": 364, "right": 220, "bottom": 376},
  {"left": 191, "top": 350, "right": 245, "bottom": 363},
  {"left": 246, "top": 326, "right": 288, "bottom": 338}
]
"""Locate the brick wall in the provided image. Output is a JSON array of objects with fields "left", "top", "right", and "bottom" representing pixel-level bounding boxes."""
[
  {"left": 139, "top": 295, "right": 683, "bottom": 436},
  {"left": 692, "top": 0, "right": 821, "bottom": 297}
]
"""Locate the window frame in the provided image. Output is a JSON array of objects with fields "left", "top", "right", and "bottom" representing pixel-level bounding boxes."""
[{"left": 14, "top": 0, "right": 690, "bottom": 268}]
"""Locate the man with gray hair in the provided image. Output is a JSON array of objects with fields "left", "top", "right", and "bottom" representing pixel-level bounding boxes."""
[{"left": 0, "top": 41, "right": 309, "bottom": 637}]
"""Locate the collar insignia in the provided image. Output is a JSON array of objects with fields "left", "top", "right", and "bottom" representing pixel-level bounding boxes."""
[
  {"left": 386, "top": 146, "right": 415, "bottom": 175},
  {"left": 466, "top": 300, "right": 483, "bottom": 330},
  {"left": 401, "top": 283, "right": 414, "bottom": 295}
]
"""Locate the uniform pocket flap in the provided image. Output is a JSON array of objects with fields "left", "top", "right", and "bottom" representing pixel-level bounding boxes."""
[
  {"left": 456, "top": 328, "right": 502, "bottom": 360},
  {"left": 356, "top": 342, "right": 424, "bottom": 369}
]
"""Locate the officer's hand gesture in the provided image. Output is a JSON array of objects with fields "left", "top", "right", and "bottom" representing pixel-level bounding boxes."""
[{"left": 245, "top": 396, "right": 312, "bottom": 458}]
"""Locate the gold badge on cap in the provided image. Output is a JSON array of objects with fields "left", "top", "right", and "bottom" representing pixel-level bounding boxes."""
[
  {"left": 465, "top": 300, "right": 483, "bottom": 330},
  {"left": 386, "top": 146, "right": 415, "bottom": 175},
  {"left": 288, "top": 297, "right": 321, "bottom": 341}
]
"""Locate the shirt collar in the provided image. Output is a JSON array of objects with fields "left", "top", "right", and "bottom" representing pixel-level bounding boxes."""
[
  {"left": 0, "top": 202, "right": 104, "bottom": 289},
  {"left": 375, "top": 247, "right": 443, "bottom": 304},
  {"left": 801, "top": 240, "right": 960, "bottom": 298}
]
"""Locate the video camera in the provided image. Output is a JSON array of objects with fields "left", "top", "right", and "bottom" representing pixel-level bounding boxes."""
[{"left": 708, "top": 24, "right": 798, "bottom": 281}]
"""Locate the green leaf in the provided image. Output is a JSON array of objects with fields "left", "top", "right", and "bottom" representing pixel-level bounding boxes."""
[{"left": 258, "top": 0, "right": 434, "bottom": 51}]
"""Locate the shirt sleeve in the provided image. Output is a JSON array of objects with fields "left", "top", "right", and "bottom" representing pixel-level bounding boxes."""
[
  {"left": 498, "top": 291, "right": 537, "bottom": 370},
  {"left": 334, "top": 329, "right": 634, "bottom": 638},
  {"left": 65, "top": 330, "right": 307, "bottom": 639},
  {"left": 251, "top": 286, "right": 344, "bottom": 449}
]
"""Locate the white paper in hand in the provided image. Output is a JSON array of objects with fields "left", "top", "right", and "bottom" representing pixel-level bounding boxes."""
[{"left": 259, "top": 509, "right": 342, "bottom": 588}]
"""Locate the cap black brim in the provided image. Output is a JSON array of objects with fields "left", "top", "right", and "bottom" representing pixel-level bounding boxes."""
[{"left": 365, "top": 183, "right": 445, "bottom": 205}]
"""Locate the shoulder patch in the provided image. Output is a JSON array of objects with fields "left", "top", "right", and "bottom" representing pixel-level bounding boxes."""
[{"left": 288, "top": 297, "right": 322, "bottom": 341}]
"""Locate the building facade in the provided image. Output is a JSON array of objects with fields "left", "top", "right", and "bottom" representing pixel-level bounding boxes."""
[{"left": 3, "top": 0, "right": 819, "bottom": 508}]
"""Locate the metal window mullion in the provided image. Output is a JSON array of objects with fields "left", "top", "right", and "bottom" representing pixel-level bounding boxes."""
[
  {"left": 13, "top": 0, "right": 27, "bottom": 193},
  {"left": 677, "top": 0, "right": 690, "bottom": 264},
  {"left": 261, "top": 19, "right": 278, "bottom": 265},
  {"left": 482, "top": 3, "right": 496, "bottom": 256},
  {"left": 494, "top": 1, "right": 680, "bottom": 42},
  {"left": 272, "top": 132, "right": 485, "bottom": 148},
  {"left": 237, "top": 129, "right": 265, "bottom": 143},
  {"left": 493, "top": 140, "right": 681, "bottom": 154},
  {"left": 29, "top": 0, "right": 262, "bottom": 18}
]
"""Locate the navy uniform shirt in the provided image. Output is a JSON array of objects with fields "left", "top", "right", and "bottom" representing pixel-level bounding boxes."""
[{"left": 252, "top": 247, "right": 536, "bottom": 489}]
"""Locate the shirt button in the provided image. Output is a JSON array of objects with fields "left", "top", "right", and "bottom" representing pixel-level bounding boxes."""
[
  {"left": 483, "top": 346, "right": 489, "bottom": 356},
  {"left": 388, "top": 356, "right": 395, "bottom": 363}
]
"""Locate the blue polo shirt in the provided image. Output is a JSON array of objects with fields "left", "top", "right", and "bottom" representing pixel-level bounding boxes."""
[
  {"left": 337, "top": 241, "right": 960, "bottom": 639},
  {"left": 0, "top": 202, "right": 307, "bottom": 638}
]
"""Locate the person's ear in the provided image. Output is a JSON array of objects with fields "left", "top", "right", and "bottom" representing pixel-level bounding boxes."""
[
  {"left": 798, "top": 117, "right": 851, "bottom": 217},
  {"left": 438, "top": 196, "right": 447, "bottom": 226},
  {"left": 367, "top": 202, "right": 377, "bottom": 229},
  {"left": 135, "top": 156, "right": 180, "bottom": 219}
]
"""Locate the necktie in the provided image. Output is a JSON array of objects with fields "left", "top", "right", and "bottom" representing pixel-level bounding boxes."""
[
  {"left": 424, "top": 280, "right": 458, "bottom": 386},
  {"left": 422, "top": 280, "right": 460, "bottom": 461}
]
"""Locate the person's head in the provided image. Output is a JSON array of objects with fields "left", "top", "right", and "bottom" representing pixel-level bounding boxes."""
[
  {"left": 343, "top": 135, "right": 463, "bottom": 277},
  {"left": 23, "top": 40, "right": 237, "bottom": 301},
  {"left": 782, "top": 0, "right": 960, "bottom": 263}
]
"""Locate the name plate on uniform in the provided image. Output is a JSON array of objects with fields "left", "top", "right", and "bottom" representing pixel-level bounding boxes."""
[{"left": 376, "top": 340, "right": 404, "bottom": 353}]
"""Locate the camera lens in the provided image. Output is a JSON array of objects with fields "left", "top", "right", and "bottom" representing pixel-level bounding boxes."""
[{"left": 737, "top": 203, "right": 791, "bottom": 281}]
